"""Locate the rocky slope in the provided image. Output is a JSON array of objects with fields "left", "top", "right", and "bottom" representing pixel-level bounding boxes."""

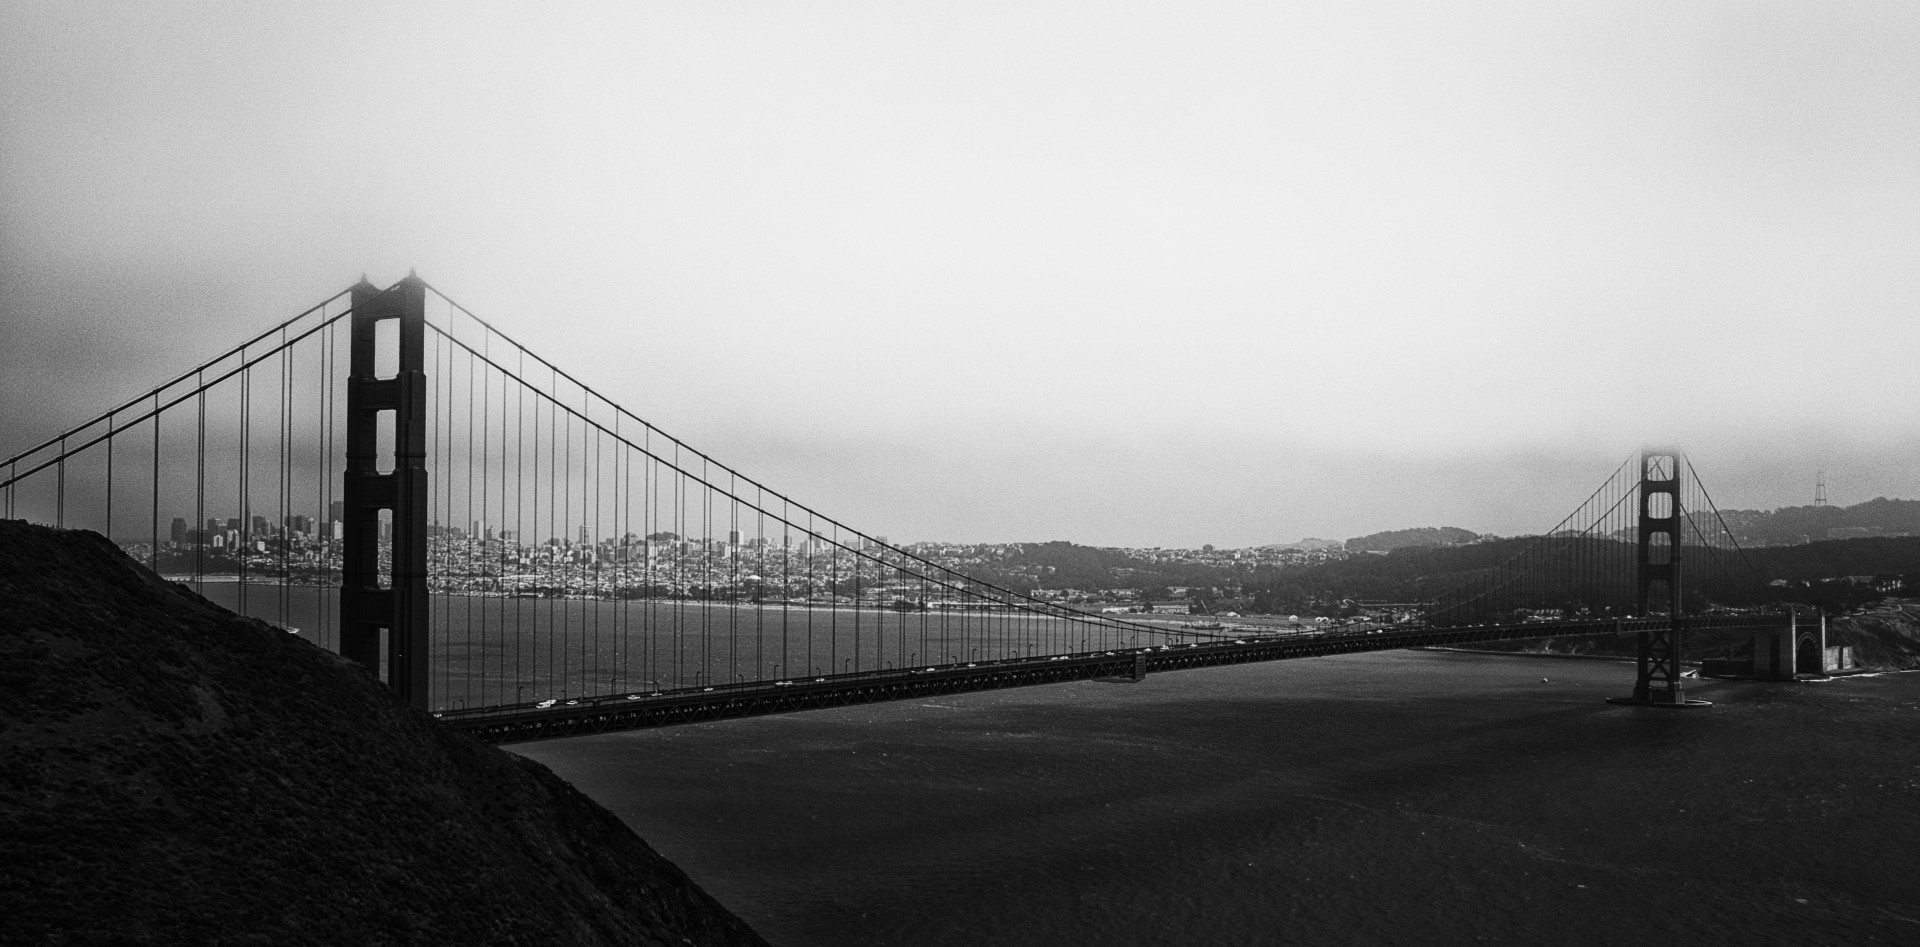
[
  {"left": 0, "top": 520, "right": 769, "bottom": 947},
  {"left": 1829, "top": 608, "right": 1920, "bottom": 670}
]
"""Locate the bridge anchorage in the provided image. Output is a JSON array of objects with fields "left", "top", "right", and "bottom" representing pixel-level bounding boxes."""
[{"left": 0, "top": 274, "right": 1787, "bottom": 739}]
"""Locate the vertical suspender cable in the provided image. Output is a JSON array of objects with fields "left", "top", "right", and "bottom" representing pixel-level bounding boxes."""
[
  {"left": 278, "top": 337, "right": 289, "bottom": 624},
  {"left": 322, "top": 321, "right": 335, "bottom": 650},
  {"left": 105, "top": 417, "right": 114, "bottom": 540},
  {"left": 584, "top": 392, "right": 594, "bottom": 693},
  {"left": 533, "top": 354, "right": 544, "bottom": 696},
  {"left": 760, "top": 487, "right": 771, "bottom": 680},
  {"left": 823, "top": 524, "right": 833, "bottom": 671},
  {"left": 440, "top": 325, "right": 453, "bottom": 705},
  {"left": 465, "top": 323, "right": 476, "bottom": 706},
  {"left": 674, "top": 443, "right": 684, "bottom": 686},
  {"left": 481, "top": 331, "right": 491, "bottom": 708},
  {"left": 515, "top": 347, "right": 526, "bottom": 702},
  {"left": 563, "top": 375, "right": 572, "bottom": 697},
  {"left": 433, "top": 321, "right": 445, "bottom": 703},
  {"left": 615, "top": 411, "right": 626, "bottom": 693},
  {"left": 314, "top": 317, "right": 327, "bottom": 649},
  {"left": 581, "top": 390, "right": 592, "bottom": 693},
  {"left": 728, "top": 473, "right": 738, "bottom": 686},
  {"left": 779, "top": 498, "right": 791, "bottom": 680},
  {"left": 239, "top": 365, "right": 250, "bottom": 614},
  {"left": 646, "top": 431, "right": 656, "bottom": 689},
  {"left": 195, "top": 378, "right": 205, "bottom": 592},
  {"left": 701, "top": 456, "right": 712, "bottom": 686},
  {"left": 549, "top": 368, "right": 559, "bottom": 696},
  {"left": 806, "top": 511, "right": 815, "bottom": 676},
  {"left": 492, "top": 329, "right": 505, "bottom": 706},
  {"left": 851, "top": 522, "right": 860, "bottom": 673},
  {"left": 150, "top": 392, "right": 160, "bottom": 571}
]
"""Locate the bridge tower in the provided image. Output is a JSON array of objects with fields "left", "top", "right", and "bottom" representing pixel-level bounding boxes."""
[
  {"left": 1610, "top": 448, "right": 1710, "bottom": 708},
  {"left": 339, "top": 275, "right": 432, "bottom": 710}
]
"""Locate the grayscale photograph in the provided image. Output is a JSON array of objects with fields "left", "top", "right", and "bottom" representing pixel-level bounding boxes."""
[{"left": 3, "top": 3, "right": 1917, "bottom": 945}]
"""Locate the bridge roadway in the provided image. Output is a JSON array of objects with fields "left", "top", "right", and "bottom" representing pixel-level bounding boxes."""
[{"left": 441, "top": 614, "right": 1786, "bottom": 744}]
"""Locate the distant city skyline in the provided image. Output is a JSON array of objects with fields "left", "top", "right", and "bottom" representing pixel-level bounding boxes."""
[
  {"left": 4, "top": 3, "right": 1916, "bottom": 548},
  {"left": 105, "top": 473, "right": 1920, "bottom": 554}
]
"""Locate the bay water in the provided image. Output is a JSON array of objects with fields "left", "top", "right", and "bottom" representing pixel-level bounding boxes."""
[{"left": 515, "top": 651, "right": 1920, "bottom": 946}]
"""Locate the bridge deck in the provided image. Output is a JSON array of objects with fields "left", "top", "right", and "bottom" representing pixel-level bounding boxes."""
[{"left": 441, "top": 615, "right": 1783, "bottom": 744}]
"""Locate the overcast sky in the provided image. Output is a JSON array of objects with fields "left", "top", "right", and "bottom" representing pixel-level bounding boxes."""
[{"left": 3, "top": 1, "right": 1916, "bottom": 547}]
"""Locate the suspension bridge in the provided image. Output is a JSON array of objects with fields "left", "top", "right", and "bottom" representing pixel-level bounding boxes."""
[{"left": 2, "top": 275, "right": 1806, "bottom": 743}]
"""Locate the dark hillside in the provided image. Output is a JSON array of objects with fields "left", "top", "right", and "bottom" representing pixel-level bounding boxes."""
[
  {"left": 1717, "top": 497, "right": 1920, "bottom": 545},
  {"left": 1745, "top": 536, "right": 1920, "bottom": 581},
  {"left": 0, "top": 520, "right": 768, "bottom": 947},
  {"left": 1239, "top": 536, "right": 1920, "bottom": 616},
  {"left": 1344, "top": 526, "right": 1478, "bottom": 553}
]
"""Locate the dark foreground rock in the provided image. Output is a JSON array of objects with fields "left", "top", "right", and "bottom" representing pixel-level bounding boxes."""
[{"left": 0, "top": 520, "right": 770, "bottom": 947}]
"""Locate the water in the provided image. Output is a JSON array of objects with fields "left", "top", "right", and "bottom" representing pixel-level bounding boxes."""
[
  {"left": 189, "top": 581, "right": 1144, "bottom": 710},
  {"left": 513, "top": 651, "right": 1920, "bottom": 946}
]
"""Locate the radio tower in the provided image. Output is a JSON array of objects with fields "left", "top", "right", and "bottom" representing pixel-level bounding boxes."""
[{"left": 1815, "top": 470, "right": 1828, "bottom": 507}]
